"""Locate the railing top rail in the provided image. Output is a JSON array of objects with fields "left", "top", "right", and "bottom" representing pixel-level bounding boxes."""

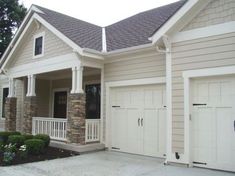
[
  {"left": 86, "top": 119, "right": 100, "bottom": 122},
  {"left": 32, "top": 117, "right": 67, "bottom": 122}
]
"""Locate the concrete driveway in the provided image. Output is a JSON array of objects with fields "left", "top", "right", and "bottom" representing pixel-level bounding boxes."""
[{"left": 0, "top": 151, "right": 234, "bottom": 176}]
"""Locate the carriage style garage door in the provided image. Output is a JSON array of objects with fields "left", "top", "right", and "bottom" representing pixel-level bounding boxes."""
[
  {"left": 192, "top": 76, "right": 235, "bottom": 172},
  {"left": 110, "top": 84, "right": 166, "bottom": 158}
]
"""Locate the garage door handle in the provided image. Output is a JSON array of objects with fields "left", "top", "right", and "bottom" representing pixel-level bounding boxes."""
[
  {"left": 141, "top": 118, "right": 143, "bottom": 126},
  {"left": 234, "top": 120, "right": 235, "bottom": 132}
]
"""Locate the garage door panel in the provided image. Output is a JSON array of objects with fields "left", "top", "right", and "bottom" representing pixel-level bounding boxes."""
[
  {"left": 111, "top": 108, "right": 127, "bottom": 150},
  {"left": 143, "top": 109, "right": 159, "bottom": 156},
  {"left": 193, "top": 108, "right": 214, "bottom": 163},
  {"left": 216, "top": 108, "right": 234, "bottom": 165},
  {"left": 126, "top": 108, "right": 142, "bottom": 154},
  {"left": 192, "top": 76, "right": 235, "bottom": 172}
]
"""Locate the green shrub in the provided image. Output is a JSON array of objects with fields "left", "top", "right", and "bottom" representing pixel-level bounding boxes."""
[
  {"left": 0, "top": 132, "right": 21, "bottom": 144},
  {"left": 8, "top": 135, "right": 25, "bottom": 148},
  {"left": 22, "top": 134, "right": 34, "bottom": 140},
  {"left": 25, "top": 139, "right": 45, "bottom": 155},
  {"left": 34, "top": 134, "right": 50, "bottom": 147}
]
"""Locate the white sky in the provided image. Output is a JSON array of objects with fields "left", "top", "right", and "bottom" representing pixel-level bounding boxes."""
[{"left": 19, "top": 0, "right": 178, "bottom": 27}]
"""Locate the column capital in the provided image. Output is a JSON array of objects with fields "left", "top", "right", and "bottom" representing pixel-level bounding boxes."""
[
  {"left": 71, "top": 65, "right": 84, "bottom": 94},
  {"left": 8, "top": 78, "right": 16, "bottom": 98},
  {"left": 26, "top": 74, "right": 36, "bottom": 97}
]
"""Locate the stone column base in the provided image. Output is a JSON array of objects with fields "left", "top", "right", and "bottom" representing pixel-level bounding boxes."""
[
  {"left": 23, "top": 96, "right": 37, "bottom": 134},
  {"left": 5, "top": 97, "right": 17, "bottom": 131},
  {"left": 67, "top": 93, "right": 86, "bottom": 144}
]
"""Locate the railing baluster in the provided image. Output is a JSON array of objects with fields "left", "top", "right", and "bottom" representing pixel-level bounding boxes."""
[
  {"left": 32, "top": 117, "right": 67, "bottom": 141},
  {"left": 85, "top": 119, "right": 100, "bottom": 143}
]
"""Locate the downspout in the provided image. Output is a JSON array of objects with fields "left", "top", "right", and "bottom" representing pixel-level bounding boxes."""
[{"left": 156, "top": 35, "right": 172, "bottom": 164}]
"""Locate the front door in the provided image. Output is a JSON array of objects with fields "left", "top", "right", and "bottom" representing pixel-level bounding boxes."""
[{"left": 53, "top": 91, "right": 67, "bottom": 118}]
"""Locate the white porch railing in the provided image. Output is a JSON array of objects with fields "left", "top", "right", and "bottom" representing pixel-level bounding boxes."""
[
  {"left": 85, "top": 119, "right": 100, "bottom": 143},
  {"left": 32, "top": 117, "right": 67, "bottom": 141}
]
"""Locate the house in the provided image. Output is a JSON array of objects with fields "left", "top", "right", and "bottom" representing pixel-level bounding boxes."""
[{"left": 0, "top": 0, "right": 235, "bottom": 172}]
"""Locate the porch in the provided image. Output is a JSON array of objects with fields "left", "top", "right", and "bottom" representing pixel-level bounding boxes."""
[{"left": 4, "top": 54, "right": 104, "bottom": 146}]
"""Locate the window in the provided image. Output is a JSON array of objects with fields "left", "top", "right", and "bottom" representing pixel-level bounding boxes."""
[
  {"left": 2, "top": 87, "right": 9, "bottom": 118},
  {"left": 85, "top": 84, "right": 100, "bottom": 119},
  {"left": 33, "top": 32, "right": 44, "bottom": 58}
]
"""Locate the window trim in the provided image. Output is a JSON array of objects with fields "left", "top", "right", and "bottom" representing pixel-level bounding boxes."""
[
  {"left": 1, "top": 85, "right": 9, "bottom": 120},
  {"left": 33, "top": 32, "right": 45, "bottom": 59}
]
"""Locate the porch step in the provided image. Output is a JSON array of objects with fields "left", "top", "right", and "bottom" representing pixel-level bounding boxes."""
[{"left": 50, "top": 140, "right": 105, "bottom": 153}]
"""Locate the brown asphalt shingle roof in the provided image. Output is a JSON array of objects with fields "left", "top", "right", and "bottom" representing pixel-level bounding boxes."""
[
  {"left": 35, "top": 5, "right": 103, "bottom": 51},
  {"left": 105, "top": 0, "right": 186, "bottom": 51},
  {"left": 35, "top": 0, "right": 186, "bottom": 52}
]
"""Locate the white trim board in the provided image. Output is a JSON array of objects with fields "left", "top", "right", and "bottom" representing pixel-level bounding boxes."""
[
  {"left": 7, "top": 53, "right": 80, "bottom": 78},
  {"left": 0, "top": 5, "right": 43, "bottom": 67},
  {"left": 172, "top": 21, "right": 235, "bottom": 43},
  {"left": 150, "top": 0, "right": 211, "bottom": 44},
  {"left": 182, "top": 65, "right": 235, "bottom": 165},
  {"left": 105, "top": 77, "right": 166, "bottom": 149}
]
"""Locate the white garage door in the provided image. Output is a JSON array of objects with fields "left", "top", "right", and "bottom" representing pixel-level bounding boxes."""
[
  {"left": 192, "top": 76, "right": 235, "bottom": 172},
  {"left": 110, "top": 84, "right": 166, "bottom": 158}
]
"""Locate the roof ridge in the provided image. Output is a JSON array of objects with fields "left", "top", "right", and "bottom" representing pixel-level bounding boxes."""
[
  {"left": 105, "top": 0, "right": 186, "bottom": 28},
  {"left": 33, "top": 4, "right": 102, "bottom": 28}
]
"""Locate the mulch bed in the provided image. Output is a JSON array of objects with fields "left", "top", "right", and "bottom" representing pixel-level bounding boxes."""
[{"left": 0, "top": 147, "right": 79, "bottom": 166}]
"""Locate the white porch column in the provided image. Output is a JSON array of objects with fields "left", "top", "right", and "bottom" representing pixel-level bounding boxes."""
[
  {"left": 26, "top": 75, "right": 36, "bottom": 97},
  {"left": 8, "top": 78, "right": 16, "bottom": 98},
  {"left": 71, "top": 65, "right": 84, "bottom": 94}
]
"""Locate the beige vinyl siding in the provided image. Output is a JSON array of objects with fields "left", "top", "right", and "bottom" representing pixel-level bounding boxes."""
[
  {"left": 104, "top": 52, "right": 165, "bottom": 82},
  {"left": 171, "top": 32, "right": 235, "bottom": 153},
  {"left": 103, "top": 51, "right": 166, "bottom": 142},
  {"left": 36, "top": 79, "right": 50, "bottom": 117},
  {"left": 182, "top": 0, "right": 235, "bottom": 31},
  {"left": 9, "top": 24, "right": 72, "bottom": 67}
]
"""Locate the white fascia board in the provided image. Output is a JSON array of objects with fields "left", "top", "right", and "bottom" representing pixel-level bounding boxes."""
[
  {"left": 1, "top": 17, "right": 35, "bottom": 70},
  {"left": 104, "top": 43, "right": 153, "bottom": 56},
  {"left": 7, "top": 53, "right": 80, "bottom": 78},
  {"left": 171, "top": 21, "right": 235, "bottom": 43},
  {"left": 150, "top": 0, "right": 199, "bottom": 44},
  {"left": 1, "top": 12, "right": 84, "bottom": 70},
  {"left": 0, "top": 6, "right": 39, "bottom": 68},
  {"left": 33, "top": 14, "right": 83, "bottom": 54}
]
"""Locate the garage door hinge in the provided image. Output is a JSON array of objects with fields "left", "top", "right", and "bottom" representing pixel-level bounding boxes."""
[
  {"left": 112, "top": 106, "right": 120, "bottom": 108},
  {"left": 111, "top": 147, "right": 120, "bottom": 150},
  {"left": 193, "top": 161, "right": 207, "bottom": 165}
]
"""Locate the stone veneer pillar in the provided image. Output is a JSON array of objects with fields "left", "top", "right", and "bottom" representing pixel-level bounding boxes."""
[
  {"left": 23, "top": 96, "right": 37, "bottom": 134},
  {"left": 5, "top": 97, "right": 17, "bottom": 131},
  {"left": 67, "top": 93, "right": 86, "bottom": 144}
]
